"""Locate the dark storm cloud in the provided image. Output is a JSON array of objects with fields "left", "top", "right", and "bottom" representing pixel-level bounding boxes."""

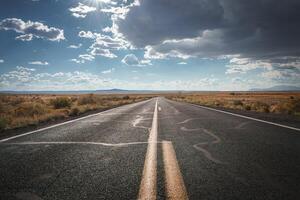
[
  {"left": 117, "top": 0, "right": 300, "bottom": 59},
  {"left": 118, "top": 0, "right": 224, "bottom": 47}
]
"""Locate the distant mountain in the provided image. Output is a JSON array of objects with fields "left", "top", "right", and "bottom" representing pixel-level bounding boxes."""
[
  {"left": 95, "top": 88, "right": 130, "bottom": 93},
  {"left": 250, "top": 85, "right": 300, "bottom": 91}
]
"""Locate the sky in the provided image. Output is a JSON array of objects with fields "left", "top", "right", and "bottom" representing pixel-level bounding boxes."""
[{"left": 0, "top": 0, "right": 299, "bottom": 91}]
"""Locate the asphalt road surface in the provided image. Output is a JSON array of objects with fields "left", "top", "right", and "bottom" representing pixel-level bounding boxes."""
[{"left": 0, "top": 97, "right": 299, "bottom": 200}]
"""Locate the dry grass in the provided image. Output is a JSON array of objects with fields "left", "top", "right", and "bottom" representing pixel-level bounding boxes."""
[
  {"left": 0, "top": 93, "right": 153, "bottom": 131},
  {"left": 165, "top": 92, "right": 300, "bottom": 116}
]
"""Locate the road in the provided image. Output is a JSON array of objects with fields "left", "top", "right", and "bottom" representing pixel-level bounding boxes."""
[{"left": 0, "top": 97, "right": 300, "bottom": 200}]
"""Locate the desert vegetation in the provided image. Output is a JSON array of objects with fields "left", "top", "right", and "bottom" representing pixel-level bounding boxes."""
[
  {"left": 0, "top": 93, "right": 153, "bottom": 131},
  {"left": 166, "top": 92, "right": 300, "bottom": 116}
]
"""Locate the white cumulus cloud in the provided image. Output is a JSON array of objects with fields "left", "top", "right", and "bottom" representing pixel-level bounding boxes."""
[
  {"left": 78, "top": 30, "right": 130, "bottom": 58},
  {"left": 70, "top": 54, "right": 95, "bottom": 64},
  {"left": 69, "top": 3, "right": 97, "bottom": 18},
  {"left": 0, "top": 18, "right": 65, "bottom": 41},
  {"left": 122, "top": 54, "right": 151, "bottom": 66},
  {"left": 90, "top": 48, "right": 117, "bottom": 58}
]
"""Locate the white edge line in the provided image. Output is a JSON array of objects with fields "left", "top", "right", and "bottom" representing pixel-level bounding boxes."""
[
  {"left": 0, "top": 98, "right": 153, "bottom": 143},
  {"left": 189, "top": 103, "right": 300, "bottom": 132}
]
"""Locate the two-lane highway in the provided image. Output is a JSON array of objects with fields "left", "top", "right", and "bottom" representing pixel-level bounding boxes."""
[{"left": 0, "top": 97, "right": 300, "bottom": 200}]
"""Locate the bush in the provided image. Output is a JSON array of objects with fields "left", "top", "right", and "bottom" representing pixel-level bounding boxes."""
[
  {"left": 247, "top": 101, "right": 268, "bottom": 113},
  {"left": 0, "top": 118, "right": 7, "bottom": 131},
  {"left": 244, "top": 105, "right": 251, "bottom": 111},
  {"left": 70, "top": 107, "right": 80, "bottom": 116},
  {"left": 78, "top": 94, "right": 96, "bottom": 105},
  {"left": 233, "top": 100, "right": 243, "bottom": 106},
  {"left": 291, "top": 99, "right": 300, "bottom": 112},
  {"left": 122, "top": 95, "right": 130, "bottom": 100},
  {"left": 10, "top": 97, "right": 25, "bottom": 106},
  {"left": 260, "top": 105, "right": 270, "bottom": 113},
  {"left": 15, "top": 102, "right": 46, "bottom": 117},
  {"left": 50, "top": 97, "right": 72, "bottom": 109}
]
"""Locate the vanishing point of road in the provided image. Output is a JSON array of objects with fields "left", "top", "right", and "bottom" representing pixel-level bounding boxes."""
[{"left": 0, "top": 97, "right": 300, "bottom": 200}]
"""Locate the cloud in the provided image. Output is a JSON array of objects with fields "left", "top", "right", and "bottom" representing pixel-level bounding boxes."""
[
  {"left": 178, "top": 62, "right": 187, "bottom": 65},
  {"left": 78, "top": 54, "right": 95, "bottom": 61},
  {"left": 121, "top": 54, "right": 151, "bottom": 66},
  {"left": 70, "top": 54, "right": 95, "bottom": 64},
  {"left": 143, "top": 30, "right": 224, "bottom": 60},
  {"left": 69, "top": 3, "right": 97, "bottom": 18},
  {"left": 79, "top": 30, "right": 130, "bottom": 50},
  {"left": 116, "top": 0, "right": 300, "bottom": 67},
  {"left": 0, "top": 68, "right": 110, "bottom": 90},
  {"left": 70, "top": 59, "right": 84, "bottom": 64},
  {"left": 0, "top": 66, "right": 36, "bottom": 87},
  {"left": 97, "top": 0, "right": 117, "bottom": 4},
  {"left": 0, "top": 59, "right": 4, "bottom": 63},
  {"left": 79, "top": 54, "right": 95, "bottom": 61},
  {"left": 225, "top": 58, "right": 272, "bottom": 74},
  {"left": 16, "top": 66, "right": 36, "bottom": 72},
  {"left": 118, "top": 0, "right": 223, "bottom": 47},
  {"left": 225, "top": 56, "right": 300, "bottom": 85},
  {"left": 0, "top": 18, "right": 65, "bottom": 41},
  {"left": 78, "top": 30, "right": 130, "bottom": 58},
  {"left": 100, "top": 6, "right": 129, "bottom": 16},
  {"left": 16, "top": 34, "right": 33, "bottom": 41},
  {"left": 29, "top": 61, "right": 49, "bottom": 65},
  {"left": 90, "top": 48, "right": 117, "bottom": 58},
  {"left": 101, "top": 68, "right": 115, "bottom": 74},
  {"left": 261, "top": 70, "right": 300, "bottom": 83},
  {"left": 78, "top": 30, "right": 96, "bottom": 39},
  {"left": 0, "top": 67, "right": 221, "bottom": 91},
  {"left": 68, "top": 43, "right": 82, "bottom": 49}
]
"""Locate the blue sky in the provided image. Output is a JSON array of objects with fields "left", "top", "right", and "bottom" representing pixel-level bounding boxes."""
[{"left": 0, "top": 0, "right": 299, "bottom": 91}]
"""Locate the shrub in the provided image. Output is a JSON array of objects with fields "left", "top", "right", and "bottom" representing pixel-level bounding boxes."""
[
  {"left": 259, "top": 105, "right": 270, "bottom": 113},
  {"left": 0, "top": 102, "right": 4, "bottom": 113},
  {"left": 248, "top": 101, "right": 269, "bottom": 113},
  {"left": 70, "top": 97, "right": 78, "bottom": 102},
  {"left": 10, "top": 97, "right": 25, "bottom": 106},
  {"left": 0, "top": 118, "right": 7, "bottom": 131},
  {"left": 233, "top": 100, "right": 243, "bottom": 106},
  {"left": 15, "top": 102, "right": 46, "bottom": 117},
  {"left": 270, "top": 102, "right": 293, "bottom": 114},
  {"left": 244, "top": 105, "right": 251, "bottom": 111},
  {"left": 50, "top": 97, "right": 72, "bottom": 109},
  {"left": 78, "top": 94, "right": 96, "bottom": 105},
  {"left": 291, "top": 99, "right": 300, "bottom": 112},
  {"left": 70, "top": 107, "right": 80, "bottom": 116},
  {"left": 122, "top": 95, "right": 130, "bottom": 100}
]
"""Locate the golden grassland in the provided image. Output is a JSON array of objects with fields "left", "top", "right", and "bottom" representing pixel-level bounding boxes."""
[
  {"left": 0, "top": 93, "right": 154, "bottom": 131},
  {"left": 1, "top": 92, "right": 299, "bottom": 132},
  {"left": 165, "top": 92, "right": 300, "bottom": 116}
]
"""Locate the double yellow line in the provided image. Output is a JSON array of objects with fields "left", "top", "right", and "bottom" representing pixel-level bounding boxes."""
[{"left": 138, "top": 100, "right": 188, "bottom": 200}]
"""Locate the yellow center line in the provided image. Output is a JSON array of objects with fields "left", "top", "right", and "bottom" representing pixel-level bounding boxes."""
[
  {"left": 138, "top": 100, "right": 189, "bottom": 200},
  {"left": 162, "top": 141, "right": 189, "bottom": 200},
  {"left": 138, "top": 100, "right": 158, "bottom": 200}
]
